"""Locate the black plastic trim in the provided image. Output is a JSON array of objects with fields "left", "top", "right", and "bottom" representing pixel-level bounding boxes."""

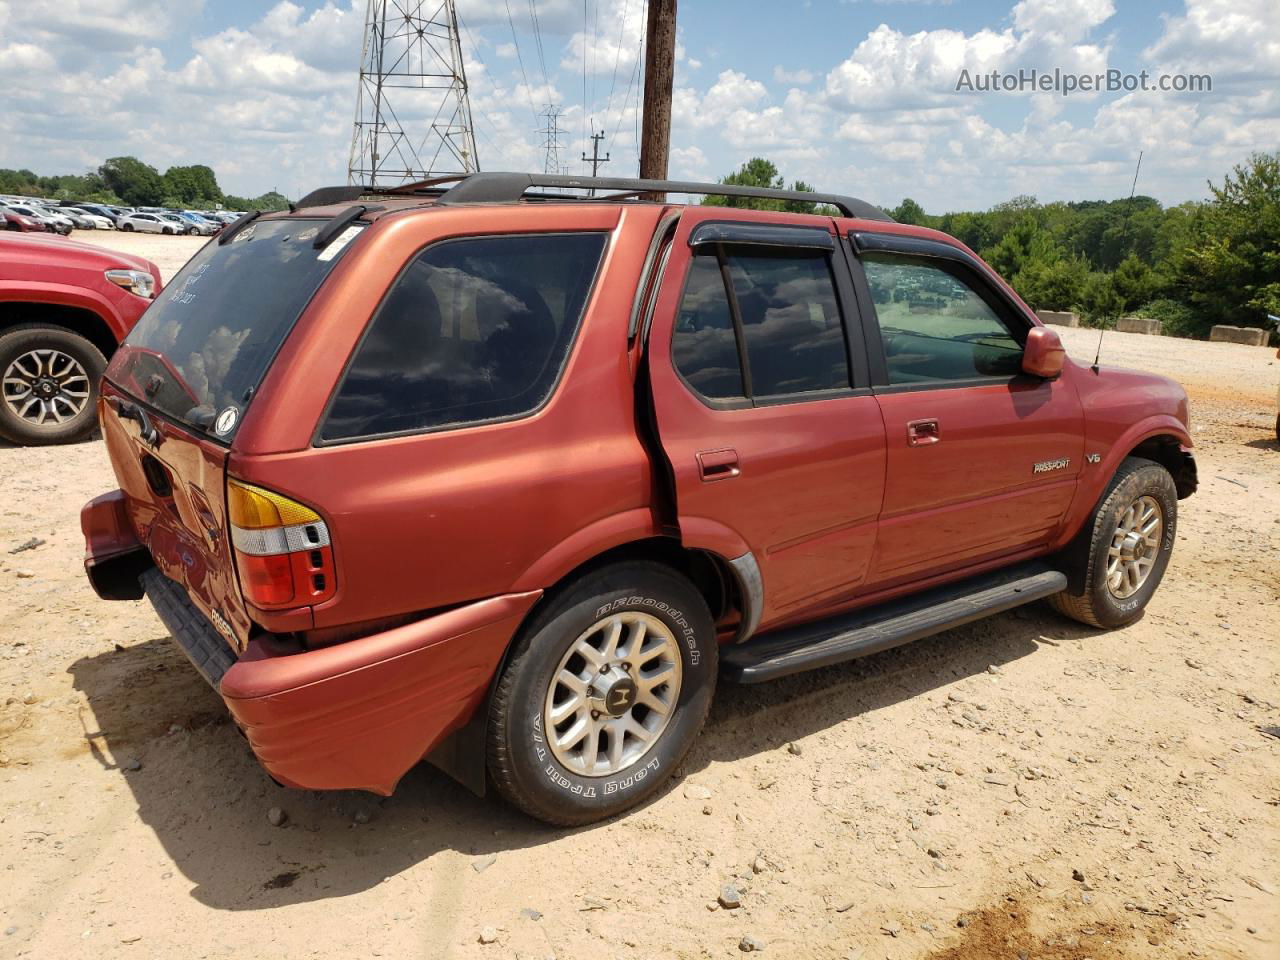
[
  {"left": 216, "top": 209, "right": 261, "bottom": 245},
  {"left": 313, "top": 204, "right": 382, "bottom": 250},
  {"left": 628, "top": 212, "right": 681, "bottom": 340},
  {"left": 723, "top": 561, "right": 1067, "bottom": 683},
  {"left": 689, "top": 221, "right": 834, "bottom": 250},
  {"left": 435, "top": 172, "right": 894, "bottom": 221}
]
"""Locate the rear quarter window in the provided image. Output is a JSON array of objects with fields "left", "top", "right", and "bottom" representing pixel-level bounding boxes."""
[{"left": 320, "top": 232, "right": 608, "bottom": 443}]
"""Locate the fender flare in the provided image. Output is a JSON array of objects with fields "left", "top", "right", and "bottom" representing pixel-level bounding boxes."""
[
  {"left": 0, "top": 281, "right": 130, "bottom": 342},
  {"left": 1054, "top": 414, "right": 1192, "bottom": 550}
]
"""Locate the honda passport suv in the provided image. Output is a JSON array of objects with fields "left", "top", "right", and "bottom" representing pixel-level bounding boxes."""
[{"left": 81, "top": 173, "right": 1197, "bottom": 825}]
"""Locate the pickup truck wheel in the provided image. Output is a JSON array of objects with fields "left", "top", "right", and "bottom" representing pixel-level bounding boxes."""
[
  {"left": 1050, "top": 457, "right": 1177, "bottom": 628},
  {"left": 487, "top": 562, "right": 717, "bottom": 826},
  {"left": 0, "top": 324, "right": 106, "bottom": 446}
]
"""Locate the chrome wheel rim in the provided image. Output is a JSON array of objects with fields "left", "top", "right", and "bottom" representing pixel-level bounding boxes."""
[
  {"left": 2, "top": 349, "right": 91, "bottom": 427},
  {"left": 543, "top": 611, "right": 682, "bottom": 778},
  {"left": 1106, "top": 495, "right": 1163, "bottom": 599}
]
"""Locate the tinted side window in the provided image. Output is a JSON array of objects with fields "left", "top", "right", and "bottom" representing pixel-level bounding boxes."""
[
  {"left": 862, "top": 255, "right": 1024, "bottom": 385},
  {"left": 322, "top": 232, "right": 606, "bottom": 441},
  {"left": 672, "top": 254, "right": 744, "bottom": 399},
  {"left": 728, "top": 251, "right": 848, "bottom": 396},
  {"left": 671, "top": 245, "right": 850, "bottom": 402}
]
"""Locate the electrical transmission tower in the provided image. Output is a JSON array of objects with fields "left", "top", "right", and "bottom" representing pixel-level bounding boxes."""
[
  {"left": 538, "top": 104, "right": 567, "bottom": 175},
  {"left": 347, "top": 0, "right": 480, "bottom": 187}
]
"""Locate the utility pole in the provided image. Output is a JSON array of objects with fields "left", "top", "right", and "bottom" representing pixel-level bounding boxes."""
[
  {"left": 639, "top": 0, "right": 676, "bottom": 192},
  {"left": 581, "top": 127, "right": 610, "bottom": 177}
]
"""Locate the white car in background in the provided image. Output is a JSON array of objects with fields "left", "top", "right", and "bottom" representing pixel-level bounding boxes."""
[
  {"left": 117, "top": 211, "right": 181, "bottom": 234},
  {"left": 65, "top": 207, "right": 115, "bottom": 229}
]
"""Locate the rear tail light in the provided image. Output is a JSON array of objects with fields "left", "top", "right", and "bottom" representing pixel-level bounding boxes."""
[{"left": 227, "top": 479, "right": 336, "bottom": 609}]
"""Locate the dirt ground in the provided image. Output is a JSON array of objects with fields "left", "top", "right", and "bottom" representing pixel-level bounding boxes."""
[{"left": 1, "top": 239, "right": 1277, "bottom": 959}]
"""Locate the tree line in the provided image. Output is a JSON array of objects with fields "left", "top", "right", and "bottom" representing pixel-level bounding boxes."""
[
  {"left": 705, "top": 154, "right": 1280, "bottom": 338},
  {"left": 0, "top": 156, "right": 290, "bottom": 214}
]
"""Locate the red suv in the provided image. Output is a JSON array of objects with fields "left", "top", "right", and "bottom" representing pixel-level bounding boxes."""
[
  {"left": 81, "top": 174, "right": 1196, "bottom": 825},
  {"left": 0, "top": 233, "right": 161, "bottom": 445}
]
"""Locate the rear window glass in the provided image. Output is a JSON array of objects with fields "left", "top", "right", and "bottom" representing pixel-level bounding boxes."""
[
  {"left": 320, "top": 232, "right": 607, "bottom": 442},
  {"left": 107, "top": 218, "right": 359, "bottom": 437}
]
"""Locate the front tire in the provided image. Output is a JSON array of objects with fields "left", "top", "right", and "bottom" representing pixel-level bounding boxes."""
[
  {"left": 122, "top": 223, "right": 134, "bottom": 232},
  {"left": 487, "top": 562, "right": 717, "bottom": 826},
  {"left": 0, "top": 324, "right": 106, "bottom": 445},
  {"left": 1050, "top": 457, "right": 1178, "bottom": 628}
]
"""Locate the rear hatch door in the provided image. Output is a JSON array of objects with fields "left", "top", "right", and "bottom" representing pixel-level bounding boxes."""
[{"left": 100, "top": 215, "right": 365, "bottom": 648}]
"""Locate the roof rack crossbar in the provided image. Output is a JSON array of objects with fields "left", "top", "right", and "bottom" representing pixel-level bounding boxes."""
[{"left": 436, "top": 172, "right": 893, "bottom": 222}]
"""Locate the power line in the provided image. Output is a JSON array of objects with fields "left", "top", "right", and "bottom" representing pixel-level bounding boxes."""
[
  {"left": 527, "top": 0, "right": 550, "bottom": 92},
  {"left": 502, "top": 0, "right": 539, "bottom": 128},
  {"left": 608, "top": 2, "right": 646, "bottom": 167},
  {"left": 456, "top": 13, "right": 512, "bottom": 149},
  {"left": 601, "top": 0, "right": 631, "bottom": 145}
]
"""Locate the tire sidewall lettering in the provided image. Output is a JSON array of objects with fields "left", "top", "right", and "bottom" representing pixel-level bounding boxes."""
[{"left": 530, "top": 592, "right": 706, "bottom": 798}]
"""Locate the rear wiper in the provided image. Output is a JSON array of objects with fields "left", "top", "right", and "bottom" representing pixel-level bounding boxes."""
[{"left": 218, "top": 209, "right": 261, "bottom": 245}]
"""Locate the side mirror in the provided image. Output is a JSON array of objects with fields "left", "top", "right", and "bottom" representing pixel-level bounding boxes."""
[{"left": 1022, "top": 326, "right": 1066, "bottom": 379}]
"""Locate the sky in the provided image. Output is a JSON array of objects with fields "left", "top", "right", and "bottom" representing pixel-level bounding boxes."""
[{"left": 0, "top": 0, "right": 1276, "bottom": 212}]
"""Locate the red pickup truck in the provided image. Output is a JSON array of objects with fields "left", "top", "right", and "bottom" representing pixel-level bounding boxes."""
[
  {"left": 0, "top": 233, "right": 161, "bottom": 445},
  {"left": 81, "top": 173, "right": 1197, "bottom": 825}
]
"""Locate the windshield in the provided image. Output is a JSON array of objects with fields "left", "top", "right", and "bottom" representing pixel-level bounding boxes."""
[{"left": 106, "top": 217, "right": 362, "bottom": 439}]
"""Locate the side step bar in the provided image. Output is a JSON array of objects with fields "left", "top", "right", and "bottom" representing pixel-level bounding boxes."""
[{"left": 722, "top": 562, "right": 1067, "bottom": 683}]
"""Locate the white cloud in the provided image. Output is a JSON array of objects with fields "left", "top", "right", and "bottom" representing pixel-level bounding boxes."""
[
  {"left": 0, "top": 0, "right": 1275, "bottom": 212},
  {"left": 773, "top": 66, "right": 815, "bottom": 85}
]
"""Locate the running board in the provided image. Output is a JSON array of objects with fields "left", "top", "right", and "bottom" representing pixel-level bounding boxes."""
[{"left": 722, "top": 562, "right": 1067, "bottom": 683}]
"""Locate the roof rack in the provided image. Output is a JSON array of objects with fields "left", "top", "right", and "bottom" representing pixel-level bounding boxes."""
[{"left": 294, "top": 172, "right": 893, "bottom": 222}]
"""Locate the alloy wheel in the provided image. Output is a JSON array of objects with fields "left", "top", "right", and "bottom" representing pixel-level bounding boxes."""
[
  {"left": 1106, "top": 494, "right": 1163, "bottom": 599},
  {"left": 2, "top": 348, "right": 92, "bottom": 427},
  {"left": 543, "top": 611, "right": 682, "bottom": 777}
]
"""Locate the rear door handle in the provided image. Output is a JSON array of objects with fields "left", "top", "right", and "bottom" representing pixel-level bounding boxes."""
[
  {"left": 697, "top": 448, "right": 740, "bottom": 481},
  {"left": 907, "top": 418, "right": 940, "bottom": 446}
]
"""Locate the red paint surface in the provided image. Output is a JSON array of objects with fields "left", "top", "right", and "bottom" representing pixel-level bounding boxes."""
[
  {"left": 82, "top": 196, "right": 1195, "bottom": 796},
  {"left": 0, "top": 232, "right": 161, "bottom": 342}
]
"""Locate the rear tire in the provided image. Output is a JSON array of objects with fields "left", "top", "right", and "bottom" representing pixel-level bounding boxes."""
[
  {"left": 487, "top": 562, "right": 717, "bottom": 826},
  {"left": 0, "top": 325, "right": 106, "bottom": 446},
  {"left": 1050, "top": 457, "right": 1177, "bottom": 628}
]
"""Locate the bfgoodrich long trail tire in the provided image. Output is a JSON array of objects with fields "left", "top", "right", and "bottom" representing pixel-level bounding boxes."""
[{"left": 487, "top": 562, "right": 717, "bottom": 826}]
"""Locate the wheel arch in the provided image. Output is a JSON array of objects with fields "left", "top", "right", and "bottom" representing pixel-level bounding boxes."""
[
  {"left": 0, "top": 296, "right": 124, "bottom": 361},
  {"left": 427, "top": 533, "right": 752, "bottom": 796}
]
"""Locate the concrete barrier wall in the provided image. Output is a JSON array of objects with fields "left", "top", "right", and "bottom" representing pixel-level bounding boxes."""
[
  {"left": 1116, "top": 316, "right": 1162, "bottom": 335},
  {"left": 1035, "top": 310, "right": 1080, "bottom": 328},
  {"left": 1208, "top": 325, "right": 1269, "bottom": 346}
]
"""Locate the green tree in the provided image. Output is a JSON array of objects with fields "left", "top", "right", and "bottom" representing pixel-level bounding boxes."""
[
  {"left": 163, "top": 164, "right": 223, "bottom": 205},
  {"left": 1011, "top": 255, "right": 1089, "bottom": 312},
  {"left": 1173, "top": 152, "right": 1280, "bottom": 333},
  {"left": 891, "top": 197, "right": 927, "bottom": 226},
  {"left": 99, "top": 156, "right": 166, "bottom": 206},
  {"left": 702, "top": 158, "right": 832, "bottom": 214}
]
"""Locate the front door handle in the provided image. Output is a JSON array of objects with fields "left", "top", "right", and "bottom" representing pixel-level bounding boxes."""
[
  {"left": 697, "top": 448, "right": 740, "bottom": 481},
  {"left": 907, "top": 418, "right": 940, "bottom": 446}
]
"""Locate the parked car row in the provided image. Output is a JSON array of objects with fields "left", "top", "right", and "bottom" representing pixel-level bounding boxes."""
[{"left": 0, "top": 195, "right": 245, "bottom": 237}]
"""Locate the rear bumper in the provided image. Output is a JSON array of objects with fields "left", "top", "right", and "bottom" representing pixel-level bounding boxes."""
[
  {"left": 81, "top": 490, "right": 148, "bottom": 601},
  {"left": 220, "top": 590, "right": 540, "bottom": 795},
  {"left": 84, "top": 489, "right": 541, "bottom": 796}
]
